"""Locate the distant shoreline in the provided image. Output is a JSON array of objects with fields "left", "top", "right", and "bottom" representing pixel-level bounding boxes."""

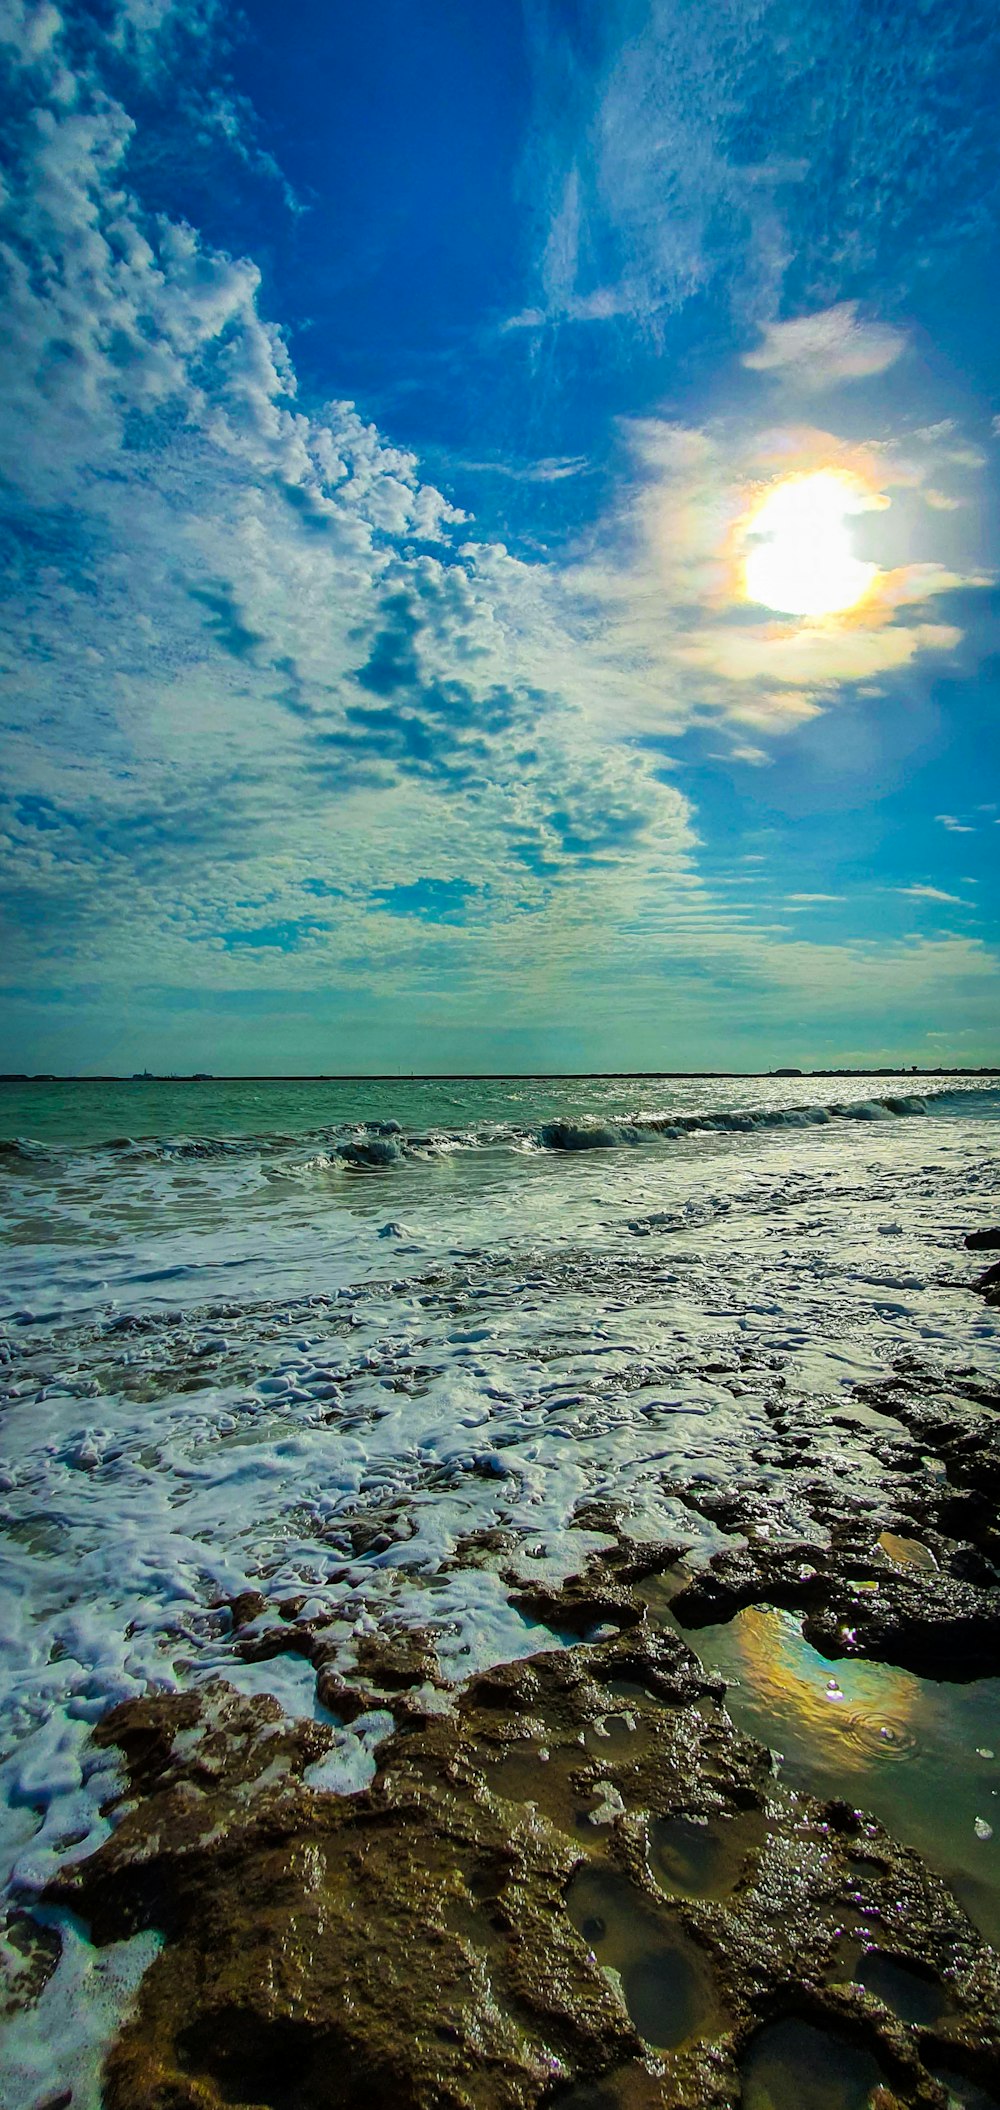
[{"left": 1, "top": 1069, "right": 997, "bottom": 1085}]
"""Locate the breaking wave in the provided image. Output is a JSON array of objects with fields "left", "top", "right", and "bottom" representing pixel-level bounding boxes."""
[
  {"left": 535, "top": 1092, "right": 944, "bottom": 1154},
  {"left": 3, "top": 1083, "right": 995, "bottom": 1177}
]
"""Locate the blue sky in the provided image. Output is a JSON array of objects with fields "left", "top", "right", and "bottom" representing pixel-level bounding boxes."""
[{"left": 0, "top": 0, "right": 998, "bottom": 1073}]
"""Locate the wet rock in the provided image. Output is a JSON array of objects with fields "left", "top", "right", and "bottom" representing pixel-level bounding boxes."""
[
  {"left": 509, "top": 1573, "right": 646, "bottom": 1640},
  {"left": 90, "top": 1684, "right": 332, "bottom": 1812},
  {"left": 507, "top": 1532, "right": 688, "bottom": 1641},
  {"left": 965, "top": 1230, "right": 1000, "bottom": 1252},
  {"left": 854, "top": 1361, "right": 1000, "bottom": 1526},
  {"left": 51, "top": 1599, "right": 1000, "bottom": 2110},
  {"left": 671, "top": 1538, "right": 1000, "bottom": 1680},
  {"left": 330, "top": 1499, "right": 419, "bottom": 1560},
  {"left": 53, "top": 1675, "right": 642, "bottom": 2107},
  {"left": 0, "top": 1907, "right": 62, "bottom": 2018},
  {"left": 354, "top": 1626, "right": 450, "bottom": 1696},
  {"left": 446, "top": 1526, "right": 523, "bottom": 1570},
  {"left": 242, "top": 1620, "right": 457, "bottom": 1729},
  {"left": 666, "top": 1357, "right": 1000, "bottom": 1680},
  {"left": 226, "top": 1589, "right": 268, "bottom": 1631},
  {"left": 236, "top": 1616, "right": 324, "bottom": 1664}
]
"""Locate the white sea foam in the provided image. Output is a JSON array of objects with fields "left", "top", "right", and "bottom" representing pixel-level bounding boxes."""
[
  {"left": 0, "top": 1913, "right": 161, "bottom": 2110},
  {"left": 0, "top": 1072, "right": 997, "bottom": 2098}
]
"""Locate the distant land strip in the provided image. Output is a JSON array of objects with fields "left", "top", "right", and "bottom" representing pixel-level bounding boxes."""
[{"left": 1, "top": 1070, "right": 997, "bottom": 1085}]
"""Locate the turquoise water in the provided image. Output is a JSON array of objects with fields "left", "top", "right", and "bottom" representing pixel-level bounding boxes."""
[{"left": 3, "top": 1070, "right": 994, "bottom": 1149}]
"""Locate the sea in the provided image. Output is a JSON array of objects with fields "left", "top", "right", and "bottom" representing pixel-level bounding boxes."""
[{"left": 1, "top": 1072, "right": 999, "bottom": 2105}]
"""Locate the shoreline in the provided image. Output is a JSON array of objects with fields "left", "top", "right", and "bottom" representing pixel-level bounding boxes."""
[
  {"left": 2, "top": 1114, "right": 999, "bottom": 2108},
  {"left": 43, "top": 1314, "right": 1000, "bottom": 2106}
]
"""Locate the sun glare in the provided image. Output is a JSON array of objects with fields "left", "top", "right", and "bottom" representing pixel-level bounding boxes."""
[{"left": 743, "top": 469, "right": 879, "bottom": 617}]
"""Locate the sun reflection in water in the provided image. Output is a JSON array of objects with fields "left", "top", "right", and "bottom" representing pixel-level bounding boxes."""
[{"left": 726, "top": 1606, "right": 919, "bottom": 1765}]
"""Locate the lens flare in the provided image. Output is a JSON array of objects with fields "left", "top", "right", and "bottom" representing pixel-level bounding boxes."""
[{"left": 743, "top": 469, "right": 878, "bottom": 617}]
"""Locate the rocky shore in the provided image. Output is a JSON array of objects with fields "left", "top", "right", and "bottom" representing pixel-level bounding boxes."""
[
  {"left": 41, "top": 1586, "right": 1000, "bottom": 2108},
  {"left": 5, "top": 1234, "right": 1000, "bottom": 2108}
]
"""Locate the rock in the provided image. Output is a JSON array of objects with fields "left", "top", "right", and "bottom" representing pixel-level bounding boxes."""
[
  {"left": 0, "top": 1908, "right": 62, "bottom": 2020},
  {"left": 226, "top": 1589, "right": 268, "bottom": 1631},
  {"left": 665, "top": 1356, "right": 1000, "bottom": 1680},
  {"left": 965, "top": 1229, "right": 1000, "bottom": 1251},
  {"left": 672, "top": 1537, "right": 1000, "bottom": 1680},
  {"left": 49, "top": 1593, "right": 1000, "bottom": 2109}
]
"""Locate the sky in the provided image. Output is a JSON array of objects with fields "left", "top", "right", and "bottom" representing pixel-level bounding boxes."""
[{"left": 0, "top": 0, "right": 998, "bottom": 1075}]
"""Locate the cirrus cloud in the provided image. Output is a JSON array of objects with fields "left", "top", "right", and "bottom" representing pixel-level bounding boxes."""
[{"left": 742, "top": 303, "right": 907, "bottom": 387}]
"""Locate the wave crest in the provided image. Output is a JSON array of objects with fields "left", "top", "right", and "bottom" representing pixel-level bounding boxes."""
[
  {"left": 1, "top": 1082, "right": 993, "bottom": 1172},
  {"left": 536, "top": 1090, "right": 936, "bottom": 1152}
]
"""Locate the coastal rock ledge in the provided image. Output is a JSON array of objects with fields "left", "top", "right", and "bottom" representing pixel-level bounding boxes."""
[{"left": 38, "top": 1587, "right": 1000, "bottom": 2110}]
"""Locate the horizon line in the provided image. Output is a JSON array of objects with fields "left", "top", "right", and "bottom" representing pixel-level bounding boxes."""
[{"left": 2, "top": 1066, "right": 997, "bottom": 1085}]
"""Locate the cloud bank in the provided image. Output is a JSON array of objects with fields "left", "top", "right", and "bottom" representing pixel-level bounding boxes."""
[{"left": 0, "top": 0, "right": 996, "bottom": 1069}]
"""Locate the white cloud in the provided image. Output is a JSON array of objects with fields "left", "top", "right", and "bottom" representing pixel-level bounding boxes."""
[
  {"left": 742, "top": 303, "right": 906, "bottom": 387},
  {"left": 1, "top": 0, "right": 997, "bottom": 1069},
  {"left": 0, "top": 0, "right": 710, "bottom": 1006},
  {"left": 560, "top": 411, "right": 989, "bottom": 748},
  {"left": 451, "top": 455, "right": 590, "bottom": 483},
  {"left": 679, "top": 618, "right": 962, "bottom": 690},
  {"left": 518, "top": 0, "right": 995, "bottom": 349},
  {"left": 0, "top": 1, "right": 62, "bottom": 59},
  {"left": 729, "top": 743, "right": 770, "bottom": 765},
  {"left": 897, "top": 885, "right": 967, "bottom": 904},
  {"left": 517, "top": 0, "right": 792, "bottom": 333}
]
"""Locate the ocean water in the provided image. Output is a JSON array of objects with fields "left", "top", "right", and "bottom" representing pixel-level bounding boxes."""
[{"left": 1, "top": 1072, "right": 999, "bottom": 2104}]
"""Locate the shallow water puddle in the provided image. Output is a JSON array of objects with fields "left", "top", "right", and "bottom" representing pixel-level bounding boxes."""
[
  {"left": 850, "top": 1946, "right": 951, "bottom": 2025},
  {"left": 650, "top": 1806, "right": 764, "bottom": 1899},
  {"left": 566, "top": 1864, "right": 723, "bottom": 2051},
  {"left": 583, "top": 1710, "right": 655, "bottom": 1759},
  {"left": 932, "top": 2068, "right": 1000, "bottom": 2110},
  {"left": 636, "top": 1564, "right": 704, "bottom": 1616},
  {"left": 477, "top": 1709, "right": 654, "bottom": 1835},
  {"left": 480, "top": 1740, "right": 593, "bottom": 1833},
  {"left": 741, "top": 2017, "right": 886, "bottom": 2110},
  {"left": 877, "top": 1530, "right": 938, "bottom": 1571},
  {"left": 671, "top": 1605, "right": 1000, "bottom": 1943}
]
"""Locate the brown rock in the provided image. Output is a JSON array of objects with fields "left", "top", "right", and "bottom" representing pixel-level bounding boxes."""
[{"left": 50, "top": 1602, "right": 1000, "bottom": 2109}]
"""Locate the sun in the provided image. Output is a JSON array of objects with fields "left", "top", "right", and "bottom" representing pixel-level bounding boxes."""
[{"left": 742, "top": 469, "right": 879, "bottom": 617}]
